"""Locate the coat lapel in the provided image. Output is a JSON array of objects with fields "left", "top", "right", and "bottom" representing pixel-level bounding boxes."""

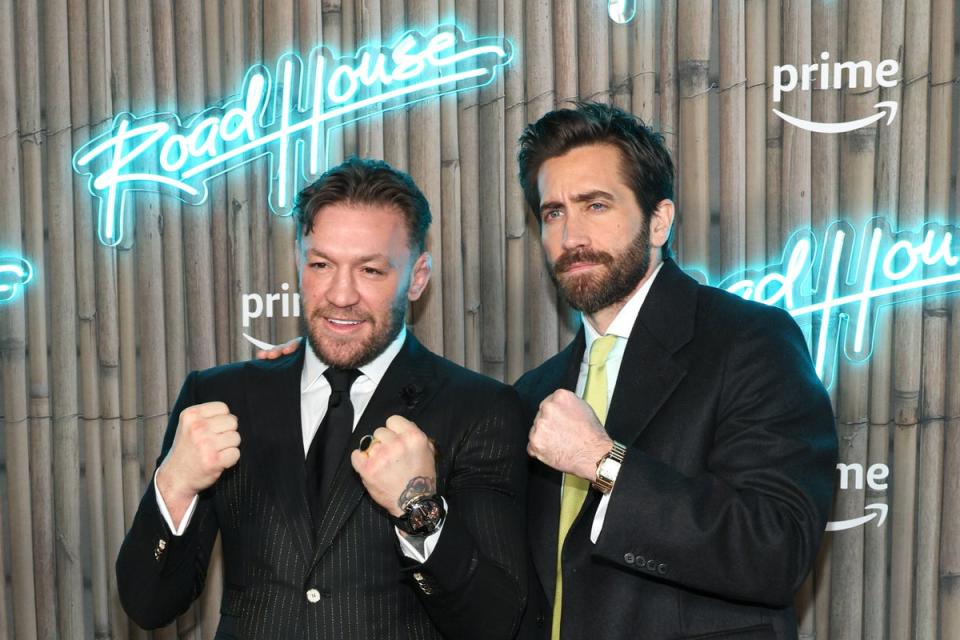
[
  {"left": 308, "top": 333, "right": 439, "bottom": 573},
  {"left": 602, "top": 259, "right": 697, "bottom": 446},
  {"left": 243, "top": 343, "right": 314, "bottom": 565},
  {"left": 527, "top": 333, "right": 584, "bottom": 606}
]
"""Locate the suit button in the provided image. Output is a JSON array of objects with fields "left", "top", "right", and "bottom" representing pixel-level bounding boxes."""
[
  {"left": 536, "top": 613, "right": 545, "bottom": 626},
  {"left": 413, "top": 571, "right": 434, "bottom": 595},
  {"left": 624, "top": 552, "right": 635, "bottom": 565},
  {"left": 657, "top": 563, "right": 667, "bottom": 575},
  {"left": 306, "top": 588, "right": 321, "bottom": 603},
  {"left": 154, "top": 539, "right": 167, "bottom": 561}
]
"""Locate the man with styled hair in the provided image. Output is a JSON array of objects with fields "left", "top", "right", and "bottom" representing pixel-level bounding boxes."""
[
  {"left": 514, "top": 103, "right": 837, "bottom": 639},
  {"left": 117, "top": 157, "right": 527, "bottom": 640}
]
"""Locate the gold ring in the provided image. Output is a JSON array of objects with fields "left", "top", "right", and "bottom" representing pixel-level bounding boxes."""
[{"left": 359, "top": 435, "right": 379, "bottom": 453}]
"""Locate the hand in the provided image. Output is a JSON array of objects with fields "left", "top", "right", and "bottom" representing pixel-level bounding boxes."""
[
  {"left": 255, "top": 336, "right": 302, "bottom": 360},
  {"left": 350, "top": 416, "right": 437, "bottom": 517},
  {"left": 527, "top": 389, "right": 613, "bottom": 480},
  {"left": 157, "top": 402, "right": 241, "bottom": 510}
]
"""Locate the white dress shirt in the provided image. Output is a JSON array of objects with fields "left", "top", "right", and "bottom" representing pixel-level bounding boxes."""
[
  {"left": 156, "top": 326, "right": 444, "bottom": 562},
  {"left": 576, "top": 262, "right": 663, "bottom": 543}
]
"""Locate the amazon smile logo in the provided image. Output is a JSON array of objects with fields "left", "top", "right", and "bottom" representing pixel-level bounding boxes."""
[{"left": 773, "top": 52, "right": 900, "bottom": 133}]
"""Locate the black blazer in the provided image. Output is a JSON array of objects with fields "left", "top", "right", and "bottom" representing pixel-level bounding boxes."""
[
  {"left": 117, "top": 334, "right": 528, "bottom": 640},
  {"left": 514, "top": 260, "right": 837, "bottom": 640}
]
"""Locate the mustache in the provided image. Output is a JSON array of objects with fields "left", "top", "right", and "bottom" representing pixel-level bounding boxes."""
[
  {"left": 310, "top": 307, "right": 373, "bottom": 323},
  {"left": 553, "top": 248, "right": 614, "bottom": 274}
]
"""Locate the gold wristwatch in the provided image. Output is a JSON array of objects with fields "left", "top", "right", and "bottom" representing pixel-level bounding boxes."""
[{"left": 592, "top": 440, "right": 626, "bottom": 493}]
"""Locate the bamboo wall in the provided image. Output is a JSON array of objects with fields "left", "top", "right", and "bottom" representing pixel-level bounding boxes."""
[{"left": 0, "top": 0, "right": 958, "bottom": 638}]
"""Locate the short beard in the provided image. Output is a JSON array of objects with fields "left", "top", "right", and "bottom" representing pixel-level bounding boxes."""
[
  {"left": 304, "top": 298, "right": 407, "bottom": 369},
  {"left": 550, "top": 222, "right": 651, "bottom": 314}
]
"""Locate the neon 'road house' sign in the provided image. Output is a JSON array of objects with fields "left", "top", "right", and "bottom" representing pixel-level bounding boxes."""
[{"left": 72, "top": 25, "right": 512, "bottom": 247}]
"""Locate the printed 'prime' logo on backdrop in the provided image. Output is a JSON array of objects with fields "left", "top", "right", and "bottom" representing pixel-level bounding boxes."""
[{"left": 772, "top": 52, "right": 901, "bottom": 133}]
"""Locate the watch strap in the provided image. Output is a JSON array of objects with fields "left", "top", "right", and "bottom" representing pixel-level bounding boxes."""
[{"left": 592, "top": 440, "right": 626, "bottom": 493}]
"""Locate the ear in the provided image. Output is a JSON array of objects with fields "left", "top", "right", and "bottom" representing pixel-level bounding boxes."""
[
  {"left": 649, "top": 199, "right": 675, "bottom": 249},
  {"left": 407, "top": 252, "right": 432, "bottom": 302}
]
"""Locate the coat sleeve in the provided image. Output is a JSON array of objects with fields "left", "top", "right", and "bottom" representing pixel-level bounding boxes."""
[
  {"left": 398, "top": 383, "right": 529, "bottom": 640},
  {"left": 591, "top": 307, "right": 838, "bottom": 607},
  {"left": 115, "top": 371, "right": 221, "bottom": 629}
]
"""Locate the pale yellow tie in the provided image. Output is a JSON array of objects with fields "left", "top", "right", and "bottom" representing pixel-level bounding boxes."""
[{"left": 552, "top": 334, "right": 618, "bottom": 640}]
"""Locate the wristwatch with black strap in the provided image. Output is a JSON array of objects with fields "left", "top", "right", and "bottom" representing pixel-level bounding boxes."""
[{"left": 390, "top": 494, "right": 446, "bottom": 536}]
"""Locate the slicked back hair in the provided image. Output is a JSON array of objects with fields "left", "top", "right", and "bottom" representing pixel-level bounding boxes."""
[{"left": 295, "top": 157, "right": 432, "bottom": 254}]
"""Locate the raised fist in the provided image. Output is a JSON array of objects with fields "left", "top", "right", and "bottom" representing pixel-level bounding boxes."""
[{"left": 156, "top": 401, "right": 241, "bottom": 521}]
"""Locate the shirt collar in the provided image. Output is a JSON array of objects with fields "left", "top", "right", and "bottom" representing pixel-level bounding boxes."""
[
  {"left": 301, "top": 325, "right": 407, "bottom": 392},
  {"left": 583, "top": 261, "right": 664, "bottom": 355}
]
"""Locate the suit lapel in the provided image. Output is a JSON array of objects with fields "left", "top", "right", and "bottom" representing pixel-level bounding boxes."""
[
  {"left": 528, "top": 332, "right": 584, "bottom": 606},
  {"left": 603, "top": 259, "right": 696, "bottom": 446},
  {"left": 309, "top": 333, "right": 439, "bottom": 572},
  {"left": 243, "top": 343, "right": 314, "bottom": 565}
]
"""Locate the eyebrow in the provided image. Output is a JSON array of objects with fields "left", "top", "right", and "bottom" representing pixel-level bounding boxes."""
[
  {"left": 539, "top": 190, "right": 616, "bottom": 213},
  {"left": 306, "top": 248, "right": 393, "bottom": 265}
]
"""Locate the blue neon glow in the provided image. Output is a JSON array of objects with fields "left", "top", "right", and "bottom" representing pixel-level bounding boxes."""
[
  {"left": 73, "top": 25, "right": 512, "bottom": 247},
  {"left": 0, "top": 256, "right": 34, "bottom": 302},
  {"left": 608, "top": 0, "right": 637, "bottom": 24},
  {"left": 714, "top": 219, "right": 960, "bottom": 388}
]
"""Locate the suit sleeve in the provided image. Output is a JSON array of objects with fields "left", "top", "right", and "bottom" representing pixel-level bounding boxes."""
[
  {"left": 115, "top": 371, "right": 221, "bottom": 629},
  {"left": 592, "top": 307, "right": 837, "bottom": 607},
  {"left": 398, "top": 384, "right": 529, "bottom": 640}
]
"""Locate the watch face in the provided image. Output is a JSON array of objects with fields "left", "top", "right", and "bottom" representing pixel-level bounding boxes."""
[{"left": 407, "top": 498, "right": 444, "bottom": 534}]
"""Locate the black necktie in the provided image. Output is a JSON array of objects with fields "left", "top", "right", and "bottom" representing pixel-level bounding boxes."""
[{"left": 305, "top": 367, "right": 361, "bottom": 527}]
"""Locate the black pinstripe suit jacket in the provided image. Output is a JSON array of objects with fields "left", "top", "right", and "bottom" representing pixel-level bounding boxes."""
[{"left": 117, "top": 334, "right": 528, "bottom": 639}]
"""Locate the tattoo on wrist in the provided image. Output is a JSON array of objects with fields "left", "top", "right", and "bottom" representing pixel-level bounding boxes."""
[{"left": 397, "top": 476, "right": 436, "bottom": 511}]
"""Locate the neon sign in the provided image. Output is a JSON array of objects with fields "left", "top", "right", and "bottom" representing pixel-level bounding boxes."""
[
  {"left": 73, "top": 25, "right": 512, "bottom": 247},
  {"left": 716, "top": 219, "right": 960, "bottom": 388},
  {"left": 0, "top": 256, "right": 33, "bottom": 303}
]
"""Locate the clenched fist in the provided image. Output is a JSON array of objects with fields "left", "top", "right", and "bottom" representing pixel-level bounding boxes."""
[
  {"left": 156, "top": 401, "right": 241, "bottom": 525},
  {"left": 350, "top": 415, "right": 436, "bottom": 517},
  {"left": 527, "top": 389, "right": 613, "bottom": 480}
]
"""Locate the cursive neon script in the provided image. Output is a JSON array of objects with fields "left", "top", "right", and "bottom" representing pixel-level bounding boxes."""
[
  {"left": 73, "top": 25, "right": 512, "bottom": 247},
  {"left": 0, "top": 256, "right": 33, "bottom": 303},
  {"left": 718, "top": 219, "right": 960, "bottom": 388}
]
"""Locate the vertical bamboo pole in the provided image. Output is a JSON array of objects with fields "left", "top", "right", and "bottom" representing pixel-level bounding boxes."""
[
  {"left": 323, "top": 1, "right": 345, "bottom": 167},
  {"left": 204, "top": 1, "right": 231, "bottom": 366},
  {"left": 828, "top": 3, "right": 880, "bottom": 639},
  {"left": 630, "top": 0, "right": 656, "bottom": 124},
  {"left": 225, "top": 0, "right": 254, "bottom": 362},
  {"left": 743, "top": 0, "right": 765, "bottom": 267},
  {"left": 865, "top": 4, "right": 906, "bottom": 637},
  {"left": 457, "top": 0, "right": 482, "bottom": 371},
  {"left": 42, "top": 0, "right": 84, "bottom": 635},
  {"left": 357, "top": 0, "right": 384, "bottom": 160},
  {"left": 265, "top": 0, "right": 299, "bottom": 345},
  {"left": 915, "top": 3, "right": 953, "bottom": 637},
  {"left": 553, "top": 0, "right": 578, "bottom": 347},
  {"left": 382, "top": 0, "right": 408, "bottom": 171},
  {"left": 0, "top": 0, "right": 38, "bottom": 635},
  {"left": 576, "top": 0, "right": 609, "bottom": 103},
  {"left": 676, "top": 1, "right": 711, "bottom": 266},
  {"left": 439, "top": 0, "right": 465, "bottom": 364},
  {"left": 87, "top": 0, "right": 127, "bottom": 636},
  {"left": 15, "top": 0, "right": 56, "bottom": 635},
  {"left": 942, "top": 10, "right": 960, "bottom": 630},
  {"left": 407, "top": 0, "right": 444, "bottom": 354},
  {"left": 658, "top": 1, "right": 677, "bottom": 160},
  {"left": 503, "top": 0, "right": 525, "bottom": 380},
  {"left": 478, "top": 0, "right": 505, "bottom": 380},
  {"left": 764, "top": 1, "right": 782, "bottom": 259},
  {"left": 718, "top": 1, "right": 745, "bottom": 275},
  {"left": 247, "top": 1, "right": 272, "bottom": 350},
  {"left": 341, "top": 0, "right": 358, "bottom": 158},
  {"left": 152, "top": 0, "right": 187, "bottom": 400},
  {"left": 610, "top": 7, "right": 630, "bottom": 111},
  {"left": 524, "top": 0, "right": 557, "bottom": 369},
  {"left": 779, "top": 1, "right": 811, "bottom": 239},
  {"left": 890, "top": 2, "right": 931, "bottom": 638}
]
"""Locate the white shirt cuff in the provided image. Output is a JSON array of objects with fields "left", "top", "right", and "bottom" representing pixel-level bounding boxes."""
[
  {"left": 395, "top": 498, "right": 448, "bottom": 563},
  {"left": 590, "top": 493, "right": 611, "bottom": 543},
  {"left": 154, "top": 468, "right": 199, "bottom": 536}
]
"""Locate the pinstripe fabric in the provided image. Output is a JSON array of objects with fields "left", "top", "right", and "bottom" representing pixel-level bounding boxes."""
[{"left": 117, "top": 335, "right": 528, "bottom": 640}]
